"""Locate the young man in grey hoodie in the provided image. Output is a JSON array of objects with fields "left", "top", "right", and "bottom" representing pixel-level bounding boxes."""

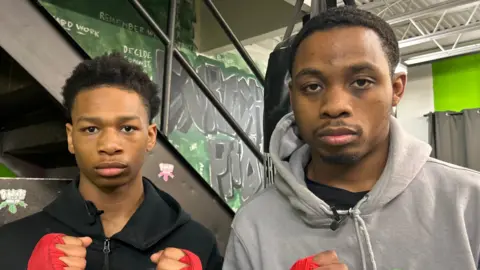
[{"left": 223, "top": 7, "right": 480, "bottom": 270}]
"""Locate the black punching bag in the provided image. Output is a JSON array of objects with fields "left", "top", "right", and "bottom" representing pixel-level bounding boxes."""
[
  {"left": 263, "top": 37, "right": 294, "bottom": 153},
  {"left": 264, "top": 0, "right": 359, "bottom": 153}
]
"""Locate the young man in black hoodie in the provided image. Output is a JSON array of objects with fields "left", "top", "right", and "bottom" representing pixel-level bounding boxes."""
[{"left": 0, "top": 53, "right": 222, "bottom": 270}]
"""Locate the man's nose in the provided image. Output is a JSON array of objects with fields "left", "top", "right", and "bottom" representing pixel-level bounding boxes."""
[
  {"left": 97, "top": 129, "right": 123, "bottom": 155},
  {"left": 319, "top": 88, "right": 353, "bottom": 119}
]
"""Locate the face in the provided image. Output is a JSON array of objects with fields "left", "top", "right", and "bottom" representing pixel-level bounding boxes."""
[
  {"left": 66, "top": 86, "right": 157, "bottom": 189},
  {"left": 290, "top": 26, "right": 406, "bottom": 164}
]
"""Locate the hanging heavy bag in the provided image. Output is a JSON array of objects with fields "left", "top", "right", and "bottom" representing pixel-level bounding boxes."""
[{"left": 263, "top": 38, "right": 294, "bottom": 153}]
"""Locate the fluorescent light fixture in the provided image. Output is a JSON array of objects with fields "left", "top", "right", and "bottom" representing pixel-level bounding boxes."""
[
  {"left": 404, "top": 43, "right": 480, "bottom": 65},
  {"left": 285, "top": 0, "right": 312, "bottom": 7},
  {"left": 283, "top": 0, "right": 312, "bottom": 9}
]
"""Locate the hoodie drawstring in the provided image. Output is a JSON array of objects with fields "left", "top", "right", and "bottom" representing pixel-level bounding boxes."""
[{"left": 349, "top": 197, "right": 377, "bottom": 270}]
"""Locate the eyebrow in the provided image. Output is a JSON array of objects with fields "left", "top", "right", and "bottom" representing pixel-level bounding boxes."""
[
  {"left": 76, "top": 115, "right": 141, "bottom": 124},
  {"left": 294, "top": 68, "right": 325, "bottom": 81},
  {"left": 294, "top": 62, "right": 380, "bottom": 81},
  {"left": 347, "top": 62, "right": 378, "bottom": 74}
]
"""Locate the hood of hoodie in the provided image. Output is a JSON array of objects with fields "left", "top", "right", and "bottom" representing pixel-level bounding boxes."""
[
  {"left": 43, "top": 177, "right": 191, "bottom": 250},
  {"left": 270, "top": 112, "right": 432, "bottom": 227}
]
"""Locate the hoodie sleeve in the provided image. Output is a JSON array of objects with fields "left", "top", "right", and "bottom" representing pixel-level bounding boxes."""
[{"left": 223, "top": 228, "right": 254, "bottom": 270}]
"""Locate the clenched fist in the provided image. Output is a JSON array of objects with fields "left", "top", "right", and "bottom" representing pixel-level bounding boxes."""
[
  {"left": 56, "top": 236, "right": 92, "bottom": 269},
  {"left": 290, "top": 250, "right": 348, "bottom": 270},
  {"left": 312, "top": 251, "right": 348, "bottom": 270},
  {"left": 28, "top": 233, "right": 92, "bottom": 270},
  {"left": 151, "top": 247, "right": 202, "bottom": 270}
]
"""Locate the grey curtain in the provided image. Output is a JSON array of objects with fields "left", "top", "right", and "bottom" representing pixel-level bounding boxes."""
[{"left": 429, "top": 108, "right": 480, "bottom": 171}]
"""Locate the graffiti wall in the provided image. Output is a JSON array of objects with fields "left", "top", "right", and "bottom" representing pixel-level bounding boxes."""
[
  {"left": 162, "top": 53, "right": 264, "bottom": 211},
  {"left": 38, "top": 1, "right": 264, "bottom": 211}
]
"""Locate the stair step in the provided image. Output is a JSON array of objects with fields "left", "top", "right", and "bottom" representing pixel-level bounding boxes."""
[{"left": 2, "top": 121, "right": 66, "bottom": 154}]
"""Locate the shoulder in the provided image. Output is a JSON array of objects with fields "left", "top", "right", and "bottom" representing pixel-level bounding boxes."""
[
  {"left": 420, "top": 158, "right": 480, "bottom": 235},
  {"left": 173, "top": 218, "right": 218, "bottom": 252},
  {"left": 231, "top": 186, "right": 291, "bottom": 232},
  {"left": 422, "top": 158, "right": 480, "bottom": 188},
  {"left": 0, "top": 211, "right": 49, "bottom": 235},
  {"left": 175, "top": 219, "right": 223, "bottom": 269},
  {"left": 179, "top": 219, "right": 217, "bottom": 243},
  {"left": 0, "top": 210, "right": 74, "bottom": 244},
  {"left": 417, "top": 158, "right": 480, "bottom": 205},
  {"left": 0, "top": 211, "right": 66, "bottom": 243}
]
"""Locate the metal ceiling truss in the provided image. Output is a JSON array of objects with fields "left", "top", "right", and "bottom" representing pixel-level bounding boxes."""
[
  {"left": 285, "top": 0, "right": 480, "bottom": 65},
  {"left": 365, "top": 0, "right": 480, "bottom": 65}
]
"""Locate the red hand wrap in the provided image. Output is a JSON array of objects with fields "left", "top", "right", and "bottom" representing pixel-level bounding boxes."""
[
  {"left": 27, "top": 233, "right": 68, "bottom": 270},
  {"left": 290, "top": 255, "right": 320, "bottom": 270},
  {"left": 179, "top": 249, "right": 203, "bottom": 270}
]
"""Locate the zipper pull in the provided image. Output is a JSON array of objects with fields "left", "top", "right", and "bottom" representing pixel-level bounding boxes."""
[{"left": 103, "top": 238, "right": 110, "bottom": 270}]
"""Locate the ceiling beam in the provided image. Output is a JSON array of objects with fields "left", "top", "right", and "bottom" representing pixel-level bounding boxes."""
[
  {"left": 399, "top": 22, "right": 480, "bottom": 48},
  {"left": 403, "top": 42, "right": 480, "bottom": 65},
  {"left": 386, "top": 0, "right": 480, "bottom": 25},
  {"left": 285, "top": 0, "right": 480, "bottom": 23}
]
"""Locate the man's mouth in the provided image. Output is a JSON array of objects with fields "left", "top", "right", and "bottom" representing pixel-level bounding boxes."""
[
  {"left": 316, "top": 128, "right": 358, "bottom": 146},
  {"left": 95, "top": 162, "right": 127, "bottom": 177}
]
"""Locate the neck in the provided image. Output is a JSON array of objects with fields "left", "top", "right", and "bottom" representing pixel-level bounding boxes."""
[
  {"left": 78, "top": 174, "right": 144, "bottom": 237},
  {"left": 307, "top": 136, "right": 390, "bottom": 193}
]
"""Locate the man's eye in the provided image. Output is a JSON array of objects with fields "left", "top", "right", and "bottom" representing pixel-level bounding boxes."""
[
  {"left": 352, "top": 79, "right": 374, "bottom": 89},
  {"left": 302, "top": 83, "right": 322, "bottom": 93},
  {"left": 84, "top": 127, "right": 98, "bottom": 133},
  {"left": 121, "top": 126, "right": 136, "bottom": 133}
]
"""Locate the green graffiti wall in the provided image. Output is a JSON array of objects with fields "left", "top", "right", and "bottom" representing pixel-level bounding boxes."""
[
  {"left": 39, "top": 0, "right": 166, "bottom": 81},
  {"left": 39, "top": 0, "right": 264, "bottom": 211},
  {"left": 432, "top": 53, "right": 480, "bottom": 112},
  {"left": 164, "top": 52, "right": 264, "bottom": 212}
]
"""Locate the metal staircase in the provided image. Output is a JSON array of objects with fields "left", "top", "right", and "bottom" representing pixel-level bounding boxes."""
[{"left": 0, "top": 0, "right": 269, "bottom": 253}]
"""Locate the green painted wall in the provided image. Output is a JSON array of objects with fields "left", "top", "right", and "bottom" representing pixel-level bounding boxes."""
[
  {"left": 0, "top": 164, "right": 16, "bottom": 178},
  {"left": 432, "top": 53, "right": 480, "bottom": 112}
]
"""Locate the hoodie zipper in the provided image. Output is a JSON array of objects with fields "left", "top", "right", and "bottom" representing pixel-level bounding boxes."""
[{"left": 103, "top": 238, "right": 110, "bottom": 270}]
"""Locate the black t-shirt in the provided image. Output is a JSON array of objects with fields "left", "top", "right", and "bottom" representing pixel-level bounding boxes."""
[{"left": 305, "top": 176, "right": 368, "bottom": 210}]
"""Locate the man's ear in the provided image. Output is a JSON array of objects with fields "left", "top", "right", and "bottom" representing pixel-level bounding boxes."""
[
  {"left": 146, "top": 123, "right": 157, "bottom": 152},
  {"left": 392, "top": 73, "right": 407, "bottom": 107},
  {"left": 66, "top": 123, "right": 75, "bottom": 154}
]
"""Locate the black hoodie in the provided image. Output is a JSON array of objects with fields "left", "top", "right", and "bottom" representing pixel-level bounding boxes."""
[{"left": 0, "top": 178, "right": 223, "bottom": 270}]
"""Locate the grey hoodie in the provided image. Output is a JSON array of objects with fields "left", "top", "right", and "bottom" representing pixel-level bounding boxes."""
[{"left": 223, "top": 112, "right": 480, "bottom": 270}]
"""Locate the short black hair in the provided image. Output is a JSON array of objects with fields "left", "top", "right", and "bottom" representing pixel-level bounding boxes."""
[
  {"left": 62, "top": 52, "right": 160, "bottom": 123},
  {"left": 289, "top": 7, "right": 399, "bottom": 76}
]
